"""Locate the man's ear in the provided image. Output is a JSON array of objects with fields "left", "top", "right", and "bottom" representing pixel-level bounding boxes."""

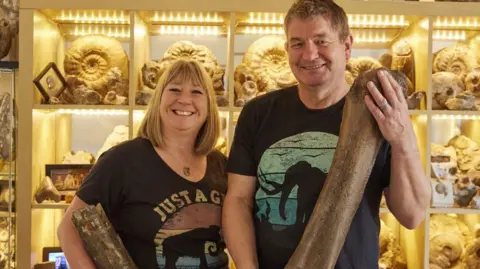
[
  {"left": 284, "top": 40, "right": 288, "bottom": 52},
  {"left": 344, "top": 34, "right": 353, "bottom": 60}
]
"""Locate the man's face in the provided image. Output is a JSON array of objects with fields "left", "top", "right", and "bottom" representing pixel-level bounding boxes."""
[{"left": 285, "top": 15, "right": 352, "bottom": 89}]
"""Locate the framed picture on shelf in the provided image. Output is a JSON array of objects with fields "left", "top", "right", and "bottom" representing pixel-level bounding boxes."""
[
  {"left": 45, "top": 164, "right": 93, "bottom": 199},
  {"left": 33, "top": 62, "right": 67, "bottom": 104}
]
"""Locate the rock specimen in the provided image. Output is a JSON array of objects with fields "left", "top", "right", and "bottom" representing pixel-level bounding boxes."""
[
  {"left": 0, "top": 0, "right": 19, "bottom": 59},
  {"left": 34, "top": 176, "right": 61, "bottom": 203},
  {"left": 96, "top": 125, "right": 128, "bottom": 160}
]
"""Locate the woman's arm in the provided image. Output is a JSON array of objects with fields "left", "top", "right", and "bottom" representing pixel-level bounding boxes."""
[{"left": 57, "top": 196, "right": 96, "bottom": 269}]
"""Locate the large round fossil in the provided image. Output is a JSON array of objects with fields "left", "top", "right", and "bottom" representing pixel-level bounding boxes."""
[
  {"left": 433, "top": 44, "right": 477, "bottom": 79},
  {"left": 241, "top": 35, "right": 297, "bottom": 93},
  {"left": 156, "top": 40, "right": 226, "bottom": 105},
  {"left": 64, "top": 35, "right": 129, "bottom": 97}
]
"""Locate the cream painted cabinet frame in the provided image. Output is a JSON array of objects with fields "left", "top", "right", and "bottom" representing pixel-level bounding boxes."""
[{"left": 16, "top": 0, "right": 480, "bottom": 268}]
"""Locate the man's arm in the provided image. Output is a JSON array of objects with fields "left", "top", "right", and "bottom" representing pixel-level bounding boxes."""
[
  {"left": 222, "top": 173, "right": 258, "bottom": 269},
  {"left": 384, "top": 144, "right": 431, "bottom": 230}
]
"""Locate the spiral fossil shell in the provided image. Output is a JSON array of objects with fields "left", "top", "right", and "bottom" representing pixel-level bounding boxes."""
[
  {"left": 241, "top": 35, "right": 297, "bottom": 93},
  {"left": 345, "top": 56, "right": 383, "bottom": 85},
  {"left": 429, "top": 233, "right": 463, "bottom": 267},
  {"left": 433, "top": 44, "right": 477, "bottom": 79},
  {"left": 156, "top": 40, "right": 226, "bottom": 104},
  {"left": 465, "top": 69, "right": 480, "bottom": 97},
  {"left": 463, "top": 238, "right": 480, "bottom": 269},
  {"left": 432, "top": 72, "right": 465, "bottom": 109},
  {"left": 64, "top": 35, "right": 129, "bottom": 96}
]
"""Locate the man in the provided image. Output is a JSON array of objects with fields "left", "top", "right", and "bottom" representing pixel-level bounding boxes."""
[{"left": 222, "top": 0, "right": 431, "bottom": 268}]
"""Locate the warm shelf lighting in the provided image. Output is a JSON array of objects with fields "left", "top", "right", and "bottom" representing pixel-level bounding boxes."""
[
  {"left": 242, "top": 26, "right": 284, "bottom": 35},
  {"left": 70, "top": 25, "right": 130, "bottom": 38},
  {"left": 352, "top": 31, "right": 390, "bottom": 43},
  {"left": 133, "top": 111, "right": 145, "bottom": 121},
  {"left": 55, "top": 10, "right": 129, "bottom": 24},
  {"left": 433, "top": 30, "right": 466, "bottom": 40},
  {"left": 434, "top": 17, "right": 480, "bottom": 29},
  {"left": 151, "top": 12, "right": 222, "bottom": 23},
  {"left": 245, "top": 13, "right": 284, "bottom": 25},
  {"left": 348, "top": 15, "right": 409, "bottom": 28},
  {"left": 432, "top": 114, "right": 480, "bottom": 120},
  {"left": 56, "top": 109, "right": 128, "bottom": 116},
  {"left": 157, "top": 25, "right": 222, "bottom": 36}
]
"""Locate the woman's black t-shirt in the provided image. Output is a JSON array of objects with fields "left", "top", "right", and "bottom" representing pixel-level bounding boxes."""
[{"left": 76, "top": 137, "right": 229, "bottom": 269}]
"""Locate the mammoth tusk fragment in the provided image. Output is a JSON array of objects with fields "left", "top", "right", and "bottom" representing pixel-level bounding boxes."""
[{"left": 285, "top": 68, "right": 409, "bottom": 269}]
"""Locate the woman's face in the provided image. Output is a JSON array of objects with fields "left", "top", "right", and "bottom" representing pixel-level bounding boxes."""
[{"left": 159, "top": 79, "right": 209, "bottom": 135}]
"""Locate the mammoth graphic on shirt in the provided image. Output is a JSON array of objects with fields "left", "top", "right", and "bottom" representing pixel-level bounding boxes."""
[
  {"left": 154, "top": 197, "right": 228, "bottom": 269},
  {"left": 255, "top": 132, "right": 337, "bottom": 243}
]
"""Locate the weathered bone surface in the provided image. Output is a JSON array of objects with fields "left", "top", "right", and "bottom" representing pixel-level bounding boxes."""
[
  {"left": 285, "top": 67, "right": 409, "bottom": 269},
  {"left": 71, "top": 204, "right": 137, "bottom": 269}
]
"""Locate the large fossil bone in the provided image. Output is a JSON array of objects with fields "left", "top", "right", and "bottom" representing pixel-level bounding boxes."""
[
  {"left": 71, "top": 204, "right": 137, "bottom": 268},
  {"left": 285, "top": 68, "right": 409, "bottom": 269}
]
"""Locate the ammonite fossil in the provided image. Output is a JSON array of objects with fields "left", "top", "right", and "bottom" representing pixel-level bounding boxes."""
[
  {"left": 157, "top": 40, "right": 226, "bottom": 104},
  {"left": 345, "top": 56, "right": 382, "bottom": 85},
  {"left": 141, "top": 60, "right": 162, "bottom": 89},
  {"left": 465, "top": 68, "right": 480, "bottom": 97},
  {"left": 64, "top": 34, "right": 129, "bottom": 97},
  {"left": 433, "top": 44, "right": 477, "bottom": 79},
  {"left": 430, "top": 214, "right": 472, "bottom": 248},
  {"left": 432, "top": 72, "right": 465, "bottom": 109},
  {"left": 429, "top": 233, "right": 463, "bottom": 268},
  {"left": 234, "top": 63, "right": 260, "bottom": 106},
  {"left": 463, "top": 238, "right": 480, "bottom": 269},
  {"left": 391, "top": 39, "right": 415, "bottom": 94},
  {"left": 241, "top": 35, "right": 297, "bottom": 93}
]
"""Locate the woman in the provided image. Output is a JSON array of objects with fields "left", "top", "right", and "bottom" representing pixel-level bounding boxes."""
[{"left": 57, "top": 58, "right": 229, "bottom": 269}]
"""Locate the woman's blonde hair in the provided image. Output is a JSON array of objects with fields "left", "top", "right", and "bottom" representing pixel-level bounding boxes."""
[{"left": 137, "top": 58, "right": 220, "bottom": 156}]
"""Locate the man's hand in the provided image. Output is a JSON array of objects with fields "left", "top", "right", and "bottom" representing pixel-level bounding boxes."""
[{"left": 364, "top": 69, "right": 416, "bottom": 154}]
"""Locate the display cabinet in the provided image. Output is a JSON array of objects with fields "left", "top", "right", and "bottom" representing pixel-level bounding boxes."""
[
  {"left": 15, "top": 0, "right": 480, "bottom": 268},
  {"left": 0, "top": 62, "right": 17, "bottom": 269}
]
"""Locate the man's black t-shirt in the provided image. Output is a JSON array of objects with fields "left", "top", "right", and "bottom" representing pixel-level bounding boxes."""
[
  {"left": 227, "top": 86, "right": 391, "bottom": 269},
  {"left": 76, "top": 137, "right": 229, "bottom": 269}
]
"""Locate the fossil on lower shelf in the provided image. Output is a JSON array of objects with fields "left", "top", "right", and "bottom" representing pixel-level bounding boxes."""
[
  {"left": 429, "top": 214, "right": 480, "bottom": 269},
  {"left": 431, "top": 135, "right": 480, "bottom": 209}
]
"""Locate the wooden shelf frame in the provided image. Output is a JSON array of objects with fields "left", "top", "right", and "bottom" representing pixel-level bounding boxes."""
[{"left": 16, "top": 1, "right": 480, "bottom": 269}]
